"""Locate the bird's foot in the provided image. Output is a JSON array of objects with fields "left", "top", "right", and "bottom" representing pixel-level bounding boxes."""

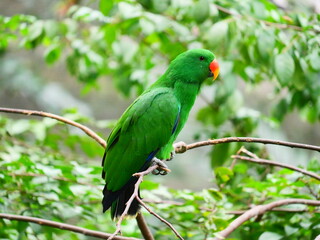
[
  {"left": 166, "top": 151, "right": 175, "bottom": 161},
  {"left": 151, "top": 157, "right": 171, "bottom": 175}
]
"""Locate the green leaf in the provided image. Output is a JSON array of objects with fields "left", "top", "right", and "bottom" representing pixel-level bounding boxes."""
[
  {"left": 6, "top": 120, "right": 31, "bottom": 135},
  {"left": 152, "top": 0, "right": 170, "bottom": 13},
  {"left": 211, "top": 143, "right": 230, "bottom": 168},
  {"left": 43, "top": 20, "right": 60, "bottom": 38},
  {"left": 193, "top": 0, "right": 210, "bottom": 23},
  {"left": 274, "top": 53, "right": 295, "bottom": 86},
  {"left": 137, "top": 0, "right": 152, "bottom": 10},
  {"left": 44, "top": 44, "right": 61, "bottom": 64},
  {"left": 233, "top": 163, "right": 248, "bottom": 174},
  {"left": 214, "top": 167, "right": 233, "bottom": 183},
  {"left": 27, "top": 21, "right": 44, "bottom": 42},
  {"left": 205, "top": 21, "right": 228, "bottom": 49},
  {"left": 257, "top": 30, "right": 275, "bottom": 59},
  {"left": 100, "top": 0, "right": 114, "bottom": 16},
  {"left": 207, "top": 188, "right": 223, "bottom": 201},
  {"left": 258, "top": 232, "right": 283, "bottom": 240},
  {"left": 31, "top": 122, "right": 47, "bottom": 141},
  {"left": 141, "top": 180, "right": 160, "bottom": 190},
  {"left": 308, "top": 50, "right": 320, "bottom": 71},
  {"left": 284, "top": 225, "right": 299, "bottom": 235},
  {"left": 300, "top": 104, "right": 318, "bottom": 123}
]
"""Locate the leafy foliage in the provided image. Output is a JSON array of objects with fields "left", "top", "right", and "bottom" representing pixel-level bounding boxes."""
[
  {"left": 0, "top": 114, "right": 319, "bottom": 239},
  {"left": 0, "top": 0, "right": 320, "bottom": 239}
]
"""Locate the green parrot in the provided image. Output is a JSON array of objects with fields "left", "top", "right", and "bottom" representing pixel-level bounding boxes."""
[{"left": 102, "top": 49, "right": 220, "bottom": 220}]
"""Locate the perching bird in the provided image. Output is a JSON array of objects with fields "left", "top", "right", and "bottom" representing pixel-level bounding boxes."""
[{"left": 102, "top": 49, "right": 220, "bottom": 220}]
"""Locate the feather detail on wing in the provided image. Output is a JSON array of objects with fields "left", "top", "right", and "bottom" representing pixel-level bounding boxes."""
[{"left": 102, "top": 87, "right": 180, "bottom": 192}]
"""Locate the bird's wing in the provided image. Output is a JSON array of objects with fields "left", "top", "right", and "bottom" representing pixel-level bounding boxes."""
[{"left": 102, "top": 87, "right": 180, "bottom": 191}]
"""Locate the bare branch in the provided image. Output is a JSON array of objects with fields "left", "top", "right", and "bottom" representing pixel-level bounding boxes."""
[
  {"left": 136, "top": 213, "right": 154, "bottom": 240},
  {"left": 232, "top": 155, "right": 320, "bottom": 181},
  {"left": 2, "top": 108, "right": 319, "bottom": 154},
  {"left": 227, "top": 208, "right": 320, "bottom": 215},
  {"left": 175, "top": 137, "right": 320, "bottom": 153},
  {"left": 108, "top": 165, "right": 158, "bottom": 240},
  {"left": 0, "top": 213, "right": 142, "bottom": 240},
  {"left": 108, "top": 164, "right": 183, "bottom": 240},
  {"left": 212, "top": 199, "right": 320, "bottom": 240},
  {"left": 0, "top": 107, "right": 106, "bottom": 148},
  {"left": 137, "top": 198, "right": 184, "bottom": 240}
]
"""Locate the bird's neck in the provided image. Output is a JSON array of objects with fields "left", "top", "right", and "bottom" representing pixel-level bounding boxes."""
[
  {"left": 173, "top": 80, "right": 200, "bottom": 109},
  {"left": 151, "top": 73, "right": 201, "bottom": 109}
]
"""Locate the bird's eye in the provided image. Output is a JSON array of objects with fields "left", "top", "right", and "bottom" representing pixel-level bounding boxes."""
[{"left": 199, "top": 56, "right": 205, "bottom": 61}]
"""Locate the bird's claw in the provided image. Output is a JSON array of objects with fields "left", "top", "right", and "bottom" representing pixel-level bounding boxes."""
[
  {"left": 152, "top": 169, "right": 168, "bottom": 175},
  {"left": 151, "top": 157, "right": 171, "bottom": 175},
  {"left": 166, "top": 151, "right": 175, "bottom": 161}
]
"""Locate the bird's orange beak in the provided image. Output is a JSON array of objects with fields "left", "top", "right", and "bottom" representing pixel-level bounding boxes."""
[{"left": 210, "top": 59, "right": 220, "bottom": 80}]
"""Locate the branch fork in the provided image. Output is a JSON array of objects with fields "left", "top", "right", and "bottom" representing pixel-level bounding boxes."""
[{"left": 108, "top": 164, "right": 183, "bottom": 240}]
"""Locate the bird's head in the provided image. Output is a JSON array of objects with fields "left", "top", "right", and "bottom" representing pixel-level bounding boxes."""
[{"left": 168, "top": 49, "right": 220, "bottom": 84}]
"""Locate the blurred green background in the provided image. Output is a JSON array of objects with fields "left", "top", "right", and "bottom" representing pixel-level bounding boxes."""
[
  {"left": 0, "top": 1, "right": 319, "bottom": 239},
  {"left": 0, "top": 0, "right": 319, "bottom": 190}
]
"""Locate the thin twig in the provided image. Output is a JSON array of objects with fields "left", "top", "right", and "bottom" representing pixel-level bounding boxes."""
[
  {"left": 175, "top": 137, "right": 320, "bottom": 153},
  {"left": 227, "top": 208, "right": 320, "bottom": 215},
  {"left": 301, "top": 178, "right": 320, "bottom": 199},
  {"left": 108, "top": 165, "right": 158, "bottom": 240},
  {"left": 0, "top": 213, "right": 142, "bottom": 240},
  {"left": 212, "top": 199, "right": 320, "bottom": 240},
  {"left": 0, "top": 107, "right": 106, "bottom": 148},
  {"left": 232, "top": 155, "right": 320, "bottom": 181},
  {"left": 238, "top": 147, "right": 259, "bottom": 159},
  {"left": 108, "top": 164, "right": 183, "bottom": 240},
  {"left": 137, "top": 198, "right": 184, "bottom": 240}
]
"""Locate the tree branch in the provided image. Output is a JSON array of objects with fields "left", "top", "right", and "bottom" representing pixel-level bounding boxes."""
[
  {"left": 108, "top": 165, "right": 183, "bottom": 240},
  {"left": 0, "top": 213, "right": 142, "bottom": 240},
  {"left": 227, "top": 208, "right": 320, "bottom": 215},
  {"left": 137, "top": 198, "right": 183, "bottom": 240},
  {"left": 212, "top": 199, "right": 320, "bottom": 240},
  {"left": 108, "top": 165, "right": 158, "bottom": 240},
  {"left": 136, "top": 213, "right": 154, "bottom": 240},
  {"left": 0, "top": 107, "right": 106, "bottom": 148},
  {"left": 2, "top": 108, "right": 319, "bottom": 154},
  {"left": 232, "top": 155, "right": 320, "bottom": 181},
  {"left": 175, "top": 137, "right": 320, "bottom": 153},
  {"left": 134, "top": 168, "right": 183, "bottom": 240}
]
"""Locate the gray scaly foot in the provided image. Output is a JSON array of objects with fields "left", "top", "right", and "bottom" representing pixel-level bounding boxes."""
[{"left": 151, "top": 157, "right": 171, "bottom": 175}]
